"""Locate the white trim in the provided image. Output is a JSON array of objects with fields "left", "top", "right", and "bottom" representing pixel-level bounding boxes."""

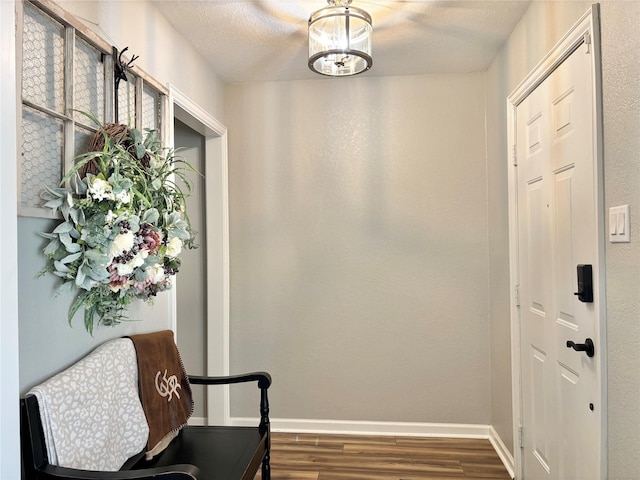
[
  {"left": 232, "top": 416, "right": 491, "bottom": 437},
  {"left": 0, "top": 1, "right": 21, "bottom": 478},
  {"left": 187, "top": 416, "right": 207, "bottom": 426},
  {"left": 168, "top": 84, "right": 231, "bottom": 426},
  {"left": 489, "top": 426, "right": 515, "bottom": 479},
  {"left": 508, "top": 8, "right": 594, "bottom": 104},
  {"left": 506, "top": 6, "right": 605, "bottom": 480}
]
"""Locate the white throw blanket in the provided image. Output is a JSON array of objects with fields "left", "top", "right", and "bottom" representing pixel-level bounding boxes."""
[{"left": 29, "top": 338, "right": 149, "bottom": 471}]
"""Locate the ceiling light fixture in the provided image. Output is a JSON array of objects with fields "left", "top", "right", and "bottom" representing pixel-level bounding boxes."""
[{"left": 308, "top": 0, "right": 373, "bottom": 77}]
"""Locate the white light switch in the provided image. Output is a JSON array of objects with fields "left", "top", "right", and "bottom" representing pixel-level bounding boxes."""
[
  {"left": 609, "top": 205, "right": 630, "bottom": 243},
  {"left": 610, "top": 212, "right": 618, "bottom": 235}
]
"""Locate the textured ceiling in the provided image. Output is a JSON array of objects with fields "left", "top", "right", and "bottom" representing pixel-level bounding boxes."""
[{"left": 151, "top": 0, "right": 531, "bottom": 83}]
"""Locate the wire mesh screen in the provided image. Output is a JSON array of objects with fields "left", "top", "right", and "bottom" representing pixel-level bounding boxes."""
[
  {"left": 22, "top": 2, "right": 65, "bottom": 114},
  {"left": 117, "top": 71, "right": 136, "bottom": 126},
  {"left": 21, "top": 107, "right": 64, "bottom": 209},
  {"left": 75, "top": 37, "right": 105, "bottom": 122},
  {"left": 74, "top": 125, "right": 95, "bottom": 159},
  {"left": 142, "top": 84, "right": 160, "bottom": 132}
]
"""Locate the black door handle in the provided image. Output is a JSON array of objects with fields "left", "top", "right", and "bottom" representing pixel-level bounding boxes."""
[{"left": 566, "top": 338, "right": 595, "bottom": 357}]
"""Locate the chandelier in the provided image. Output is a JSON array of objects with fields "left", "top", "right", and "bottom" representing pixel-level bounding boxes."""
[{"left": 308, "top": 0, "right": 373, "bottom": 77}]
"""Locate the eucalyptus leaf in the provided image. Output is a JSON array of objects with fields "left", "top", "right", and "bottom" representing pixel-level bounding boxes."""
[
  {"left": 57, "top": 281, "right": 75, "bottom": 295},
  {"left": 75, "top": 268, "right": 86, "bottom": 288},
  {"left": 59, "top": 252, "right": 82, "bottom": 264},
  {"left": 60, "top": 202, "right": 71, "bottom": 222},
  {"left": 43, "top": 238, "right": 61, "bottom": 256},
  {"left": 84, "top": 249, "right": 110, "bottom": 264},
  {"left": 143, "top": 255, "right": 160, "bottom": 267},
  {"left": 130, "top": 128, "right": 143, "bottom": 144},
  {"left": 76, "top": 209, "right": 86, "bottom": 226},
  {"left": 59, "top": 233, "right": 81, "bottom": 253},
  {"left": 54, "top": 261, "right": 70, "bottom": 273},
  {"left": 142, "top": 208, "right": 159, "bottom": 225},
  {"left": 168, "top": 227, "right": 190, "bottom": 240},
  {"left": 42, "top": 198, "right": 63, "bottom": 210},
  {"left": 53, "top": 222, "right": 73, "bottom": 234},
  {"left": 70, "top": 208, "right": 79, "bottom": 225}
]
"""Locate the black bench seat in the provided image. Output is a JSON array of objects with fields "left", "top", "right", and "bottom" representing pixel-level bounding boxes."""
[{"left": 21, "top": 372, "right": 272, "bottom": 480}]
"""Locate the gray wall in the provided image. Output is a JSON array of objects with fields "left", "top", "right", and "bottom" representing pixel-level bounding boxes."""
[
  {"left": 226, "top": 74, "right": 491, "bottom": 423},
  {"left": 486, "top": 1, "right": 640, "bottom": 476},
  {"left": 599, "top": 3, "right": 640, "bottom": 477}
]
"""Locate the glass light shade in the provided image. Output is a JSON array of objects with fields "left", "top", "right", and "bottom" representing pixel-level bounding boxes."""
[{"left": 308, "top": 2, "right": 372, "bottom": 77}]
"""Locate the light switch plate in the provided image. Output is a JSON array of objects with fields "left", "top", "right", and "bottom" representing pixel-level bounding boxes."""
[{"left": 609, "top": 205, "right": 630, "bottom": 243}]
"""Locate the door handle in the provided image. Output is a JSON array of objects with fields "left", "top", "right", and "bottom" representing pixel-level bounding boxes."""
[{"left": 566, "top": 338, "right": 595, "bottom": 357}]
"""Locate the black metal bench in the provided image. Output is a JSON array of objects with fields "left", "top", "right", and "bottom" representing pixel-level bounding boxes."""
[{"left": 21, "top": 372, "right": 271, "bottom": 480}]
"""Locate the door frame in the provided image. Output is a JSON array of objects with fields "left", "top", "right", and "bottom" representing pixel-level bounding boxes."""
[
  {"left": 167, "top": 85, "right": 231, "bottom": 425},
  {"left": 506, "top": 6, "right": 606, "bottom": 479},
  {"left": 0, "top": 0, "right": 21, "bottom": 477}
]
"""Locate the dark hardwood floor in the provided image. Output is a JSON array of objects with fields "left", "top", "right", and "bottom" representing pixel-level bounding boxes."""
[{"left": 256, "top": 433, "right": 512, "bottom": 480}]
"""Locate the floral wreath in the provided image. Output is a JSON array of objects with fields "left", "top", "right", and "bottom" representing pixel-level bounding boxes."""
[{"left": 40, "top": 116, "right": 198, "bottom": 334}]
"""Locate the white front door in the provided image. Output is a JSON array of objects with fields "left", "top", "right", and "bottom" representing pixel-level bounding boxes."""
[{"left": 513, "top": 14, "right": 603, "bottom": 480}]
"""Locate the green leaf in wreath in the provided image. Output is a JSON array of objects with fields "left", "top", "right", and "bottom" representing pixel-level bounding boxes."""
[
  {"left": 59, "top": 252, "right": 82, "bottom": 264},
  {"left": 54, "top": 261, "right": 71, "bottom": 273},
  {"left": 142, "top": 208, "right": 159, "bottom": 225},
  {"left": 42, "top": 198, "right": 63, "bottom": 210},
  {"left": 43, "top": 239, "right": 61, "bottom": 256},
  {"left": 53, "top": 222, "right": 73, "bottom": 234},
  {"left": 57, "top": 280, "right": 75, "bottom": 296},
  {"left": 59, "top": 233, "right": 81, "bottom": 253}
]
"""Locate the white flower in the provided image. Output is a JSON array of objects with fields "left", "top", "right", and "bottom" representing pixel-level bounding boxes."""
[
  {"left": 115, "top": 250, "right": 148, "bottom": 276},
  {"left": 88, "top": 177, "right": 114, "bottom": 202},
  {"left": 105, "top": 210, "right": 117, "bottom": 224},
  {"left": 166, "top": 237, "right": 183, "bottom": 258},
  {"left": 109, "top": 231, "right": 135, "bottom": 258},
  {"left": 115, "top": 190, "right": 131, "bottom": 205},
  {"left": 147, "top": 264, "right": 166, "bottom": 284}
]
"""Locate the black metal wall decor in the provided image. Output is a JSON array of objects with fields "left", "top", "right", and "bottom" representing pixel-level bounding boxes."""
[{"left": 113, "top": 46, "right": 139, "bottom": 123}]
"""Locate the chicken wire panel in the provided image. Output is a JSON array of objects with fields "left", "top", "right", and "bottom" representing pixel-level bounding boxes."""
[
  {"left": 21, "top": 107, "right": 64, "bottom": 209},
  {"left": 75, "top": 37, "right": 105, "bottom": 122},
  {"left": 22, "top": 2, "right": 65, "bottom": 114},
  {"left": 117, "top": 72, "right": 136, "bottom": 126},
  {"left": 142, "top": 85, "right": 159, "bottom": 132}
]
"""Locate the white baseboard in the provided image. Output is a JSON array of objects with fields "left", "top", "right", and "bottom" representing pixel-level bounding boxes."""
[
  {"left": 230, "top": 416, "right": 514, "bottom": 477},
  {"left": 188, "top": 416, "right": 207, "bottom": 426},
  {"left": 240, "top": 417, "right": 490, "bottom": 437},
  {"left": 489, "top": 426, "right": 515, "bottom": 479}
]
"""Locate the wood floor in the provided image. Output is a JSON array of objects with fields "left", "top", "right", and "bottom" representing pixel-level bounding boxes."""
[{"left": 255, "top": 433, "right": 511, "bottom": 480}]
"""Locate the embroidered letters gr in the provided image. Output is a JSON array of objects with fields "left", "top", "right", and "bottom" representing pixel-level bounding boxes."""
[{"left": 154, "top": 369, "right": 182, "bottom": 402}]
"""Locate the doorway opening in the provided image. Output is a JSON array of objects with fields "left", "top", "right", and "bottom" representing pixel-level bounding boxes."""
[{"left": 169, "top": 86, "right": 230, "bottom": 426}]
